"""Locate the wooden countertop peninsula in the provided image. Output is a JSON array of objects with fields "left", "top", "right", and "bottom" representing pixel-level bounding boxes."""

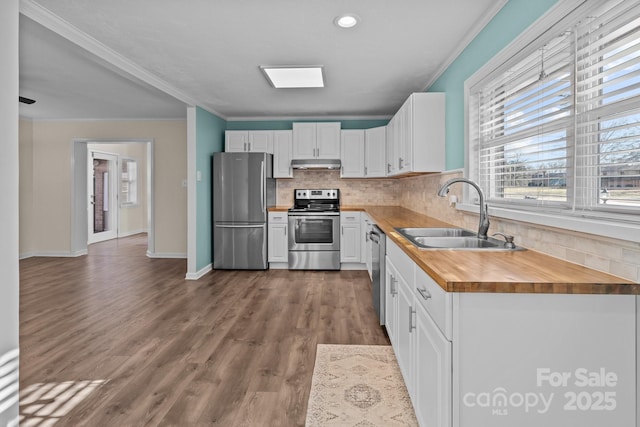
[{"left": 342, "top": 205, "right": 639, "bottom": 295}]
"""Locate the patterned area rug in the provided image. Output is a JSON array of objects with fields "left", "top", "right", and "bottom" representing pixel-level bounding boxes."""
[{"left": 305, "top": 344, "right": 418, "bottom": 426}]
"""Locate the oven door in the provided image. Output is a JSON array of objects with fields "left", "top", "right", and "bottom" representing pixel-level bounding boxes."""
[{"left": 288, "top": 214, "right": 340, "bottom": 251}]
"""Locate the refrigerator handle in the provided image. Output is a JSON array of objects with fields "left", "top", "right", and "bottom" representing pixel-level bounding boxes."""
[{"left": 261, "top": 159, "right": 265, "bottom": 210}]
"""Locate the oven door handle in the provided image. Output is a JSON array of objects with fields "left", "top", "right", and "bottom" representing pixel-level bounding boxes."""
[{"left": 299, "top": 219, "right": 329, "bottom": 224}]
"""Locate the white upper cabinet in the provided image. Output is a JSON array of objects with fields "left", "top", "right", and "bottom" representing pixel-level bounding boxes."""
[
  {"left": 225, "top": 130, "right": 273, "bottom": 153},
  {"left": 248, "top": 130, "right": 273, "bottom": 153},
  {"left": 273, "top": 130, "right": 293, "bottom": 178},
  {"left": 225, "top": 131, "right": 249, "bottom": 152},
  {"left": 365, "top": 126, "right": 386, "bottom": 177},
  {"left": 292, "top": 122, "right": 341, "bottom": 159},
  {"left": 340, "top": 130, "right": 365, "bottom": 178},
  {"left": 386, "top": 92, "right": 445, "bottom": 176}
]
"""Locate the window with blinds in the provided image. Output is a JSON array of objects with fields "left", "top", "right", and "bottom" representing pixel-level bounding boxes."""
[
  {"left": 470, "top": 0, "right": 640, "bottom": 217},
  {"left": 575, "top": 0, "right": 640, "bottom": 211}
]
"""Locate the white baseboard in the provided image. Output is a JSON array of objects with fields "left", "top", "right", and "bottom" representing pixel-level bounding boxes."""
[
  {"left": 20, "top": 249, "right": 87, "bottom": 259},
  {"left": 268, "top": 262, "right": 289, "bottom": 270},
  {"left": 185, "top": 263, "right": 212, "bottom": 280},
  {"left": 340, "top": 262, "right": 367, "bottom": 270},
  {"left": 146, "top": 251, "right": 187, "bottom": 259},
  {"left": 118, "top": 228, "right": 147, "bottom": 238}
]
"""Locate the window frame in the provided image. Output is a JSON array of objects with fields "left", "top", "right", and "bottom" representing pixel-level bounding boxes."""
[
  {"left": 120, "top": 157, "right": 138, "bottom": 207},
  {"left": 463, "top": 0, "right": 640, "bottom": 243}
]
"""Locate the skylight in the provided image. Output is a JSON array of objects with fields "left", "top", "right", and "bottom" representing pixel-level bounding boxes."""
[{"left": 260, "top": 66, "right": 325, "bottom": 88}]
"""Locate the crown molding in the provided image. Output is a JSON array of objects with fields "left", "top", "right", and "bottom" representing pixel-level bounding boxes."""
[
  {"left": 225, "top": 114, "right": 392, "bottom": 122},
  {"left": 19, "top": 0, "right": 226, "bottom": 120}
]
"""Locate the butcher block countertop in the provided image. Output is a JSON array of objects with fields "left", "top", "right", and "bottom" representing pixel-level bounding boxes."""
[
  {"left": 342, "top": 205, "right": 639, "bottom": 295},
  {"left": 268, "top": 206, "right": 290, "bottom": 213}
]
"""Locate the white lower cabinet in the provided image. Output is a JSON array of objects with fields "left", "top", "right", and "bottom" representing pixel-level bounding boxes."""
[
  {"left": 340, "top": 212, "right": 361, "bottom": 263},
  {"left": 414, "top": 301, "right": 452, "bottom": 427},
  {"left": 385, "top": 256, "right": 399, "bottom": 347},
  {"left": 267, "top": 212, "right": 288, "bottom": 264},
  {"left": 396, "top": 271, "right": 415, "bottom": 396},
  {"left": 385, "top": 238, "right": 636, "bottom": 427}
]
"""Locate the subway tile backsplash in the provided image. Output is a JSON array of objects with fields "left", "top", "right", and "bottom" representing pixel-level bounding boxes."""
[
  {"left": 400, "top": 170, "right": 640, "bottom": 283},
  {"left": 277, "top": 169, "right": 639, "bottom": 283},
  {"left": 276, "top": 170, "right": 402, "bottom": 207}
]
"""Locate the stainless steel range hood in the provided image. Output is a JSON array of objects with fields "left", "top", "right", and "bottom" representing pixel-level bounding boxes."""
[{"left": 290, "top": 159, "right": 341, "bottom": 170}]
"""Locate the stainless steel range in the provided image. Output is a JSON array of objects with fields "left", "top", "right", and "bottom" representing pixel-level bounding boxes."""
[{"left": 288, "top": 189, "right": 340, "bottom": 270}]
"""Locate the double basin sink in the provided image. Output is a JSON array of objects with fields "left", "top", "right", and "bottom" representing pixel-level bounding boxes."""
[{"left": 394, "top": 227, "right": 525, "bottom": 251}]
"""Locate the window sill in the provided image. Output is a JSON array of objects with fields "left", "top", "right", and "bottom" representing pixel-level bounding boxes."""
[{"left": 456, "top": 203, "right": 640, "bottom": 244}]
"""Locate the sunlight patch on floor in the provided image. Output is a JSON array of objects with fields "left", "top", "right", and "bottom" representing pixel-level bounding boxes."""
[{"left": 19, "top": 380, "right": 107, "bottom": 426}]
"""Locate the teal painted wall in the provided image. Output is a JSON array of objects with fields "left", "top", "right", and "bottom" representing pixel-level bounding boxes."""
[
  {"left": 226, "top": 119, "right": 389, "bottom": 131},
  {"left": 428, "top": 0, "right": 559, "bottom": 170},
  {"left": 195, "top": 106, "right": 226, "bottom": 271}
]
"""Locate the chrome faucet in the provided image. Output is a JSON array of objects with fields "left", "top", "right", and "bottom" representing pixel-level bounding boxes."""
[{"left": 437, "top": 178, "right": 490, "bottom": 239}]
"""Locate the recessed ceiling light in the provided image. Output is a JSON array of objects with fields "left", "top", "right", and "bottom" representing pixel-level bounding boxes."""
[
  {"left": 260, "top": 66, "right": 325, "bottom": 88},
  {"left": 335, "top": 14, "right": 360, "bottom": 29}
]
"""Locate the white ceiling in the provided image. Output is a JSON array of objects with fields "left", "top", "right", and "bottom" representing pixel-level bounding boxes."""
[{"left": 19, "top": 0, "right": 505, "bottom": 121}]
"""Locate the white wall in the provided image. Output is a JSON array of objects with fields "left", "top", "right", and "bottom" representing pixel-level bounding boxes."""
[
  {"left": 0, "top": 0, "right": 20, "bottom": 424},
  {"left": 21, "top": 119, "right": 187, "bottom": 257}
]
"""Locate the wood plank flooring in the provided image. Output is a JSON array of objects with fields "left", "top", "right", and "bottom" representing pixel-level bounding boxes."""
[{"left": 19, "top": 234, "right": 389, "bottom": 426}]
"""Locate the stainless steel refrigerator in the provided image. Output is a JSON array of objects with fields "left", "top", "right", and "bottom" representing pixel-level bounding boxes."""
[{"left": 213, "top": 152, "right": 275, "bottom": 269}]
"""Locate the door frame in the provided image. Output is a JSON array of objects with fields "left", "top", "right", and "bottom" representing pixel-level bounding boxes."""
[
  {"left": 87, "top": 150, "right": 119, "bottom": 244},
  {"left": 71, "top": 138, "right": 154, "bottom": 256}
]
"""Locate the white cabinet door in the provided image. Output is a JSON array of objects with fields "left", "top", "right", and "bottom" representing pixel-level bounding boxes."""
[
  {"left": 396, "top": 271, "right": 415, "bottom": 397},
  {"left": 385, "top": 93, "right": 445, "bottom": 175},
  {"left": 292, "top": 123, "right": 316, "bottom": 159},
  {"left": 293, "top": 122, "right": 341, "bottom": 159},
  {"left": 248, "top": 131, "right": 273, "bottom": 153},
  {"left": 340, "top": 130, "right": 365, "bottom": 178},
  {"left": 361, "top": 214, "right": 371, "bottom": 269},
  {"left": 316, "top": 122, "right": 341, "bottom": 159},
  {"left": 268, "top": 213, "right": 288, "bottom": 263},
  {"left": 340, "top": 212, "right": 361, "bottom": 263},
  {"left": 365, "top": 126, "right": 386, "bottom": 177},
  {"left": 398, "top": 100, "right": 412, "bottom": 173},
  {"left": 386, "top": 119, "right": 396, "bottom": 176},
  {"left": 414, "top": 302, "right": 452, "bottom": 427},
  {"left": 225, "top": 131, "right": 248, "bottom": 152},
  {"left": 273, "top": 131, "right": 293, "bottom": 178},
  {"left": 385, "top": 256, "right": 399, "bottom": 346}
]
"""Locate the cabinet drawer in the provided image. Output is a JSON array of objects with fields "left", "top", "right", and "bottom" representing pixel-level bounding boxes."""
[
  {"left": 386, "top": 238, "right": 414, "bottom": 286},
  {"left": 268, "top": 212, "right": 288, "bottom": 223},
  {"left": 414, "top": 267, "right": 452, "bottom": 341},
  {"left": 340, "top": 212, "right": 360, "bottom": 223}
]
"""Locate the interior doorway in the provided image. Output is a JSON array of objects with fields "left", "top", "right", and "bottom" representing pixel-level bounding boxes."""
[
  {"left": 88, "top": 151, "right": 119, "bottom": 244},
  {"left": 71, "top": 139, "right": 154, "bottom": 257}
]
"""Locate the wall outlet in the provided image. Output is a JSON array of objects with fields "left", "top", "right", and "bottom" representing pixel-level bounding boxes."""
[{"left": 449, "top": 195, "right": 458, "bottom": 206}]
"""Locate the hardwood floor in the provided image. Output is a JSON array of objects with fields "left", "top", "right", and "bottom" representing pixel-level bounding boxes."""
[{"left": 19, "top": 234, "right": 389, "bottom": 426}]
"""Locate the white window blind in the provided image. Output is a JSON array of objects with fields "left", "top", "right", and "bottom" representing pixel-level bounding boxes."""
[
  {"left": 575, "top": 0, "right": 640, "bottom": 212},
  {"left": 475, "top": 31, "right": 573, "bottom": 206},
  {"left": 470, "top": 0, "right": 640, "bottom": 219}
]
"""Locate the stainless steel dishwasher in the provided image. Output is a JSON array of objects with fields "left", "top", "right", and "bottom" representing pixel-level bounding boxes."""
[{"left": 369, "top": 225, "right": 386, "bottom": 325}]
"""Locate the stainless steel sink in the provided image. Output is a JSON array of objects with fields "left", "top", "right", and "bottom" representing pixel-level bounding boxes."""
[
  {"left": 394, "top": 227, "right": 525, "bottom": 251},
  {"left": 394, "top": 227, "right": 476, "bottom": 238}
]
